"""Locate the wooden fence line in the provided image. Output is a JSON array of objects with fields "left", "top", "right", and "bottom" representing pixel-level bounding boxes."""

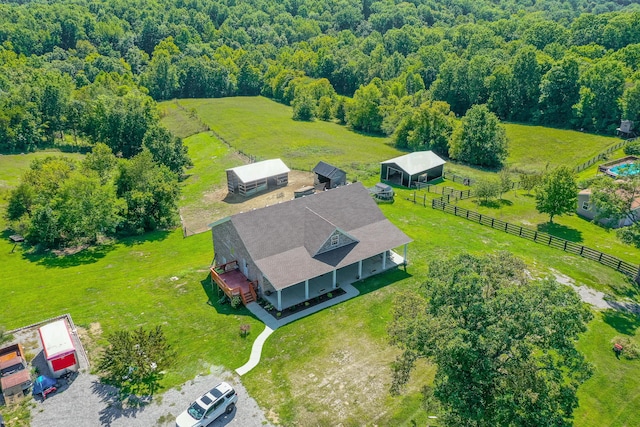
[
  {"left": 573, "top": 137, "right": 636, "bottom": 174},
  {"left": 425, "top": 197, "right": 640, "bottom": 282}
]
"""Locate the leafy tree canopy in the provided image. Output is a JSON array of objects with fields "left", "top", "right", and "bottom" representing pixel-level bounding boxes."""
[
  {"left": 449, "top": 104, "right": 508, "bottom": 168},
  {"left": 389, "top": 252, "right": 592, "bottom": 427},
  {"left": 535, "top": 166, "right": 578, "bottom": 223}
]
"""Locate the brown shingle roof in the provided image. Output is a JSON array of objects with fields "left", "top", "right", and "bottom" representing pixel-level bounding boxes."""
[{"left": 226, "top": 183, "right": 411, "bottom": 290}]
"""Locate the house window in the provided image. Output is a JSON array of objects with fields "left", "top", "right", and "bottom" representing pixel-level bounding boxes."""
[
  {"left": 582, "top": 201, "right": 590, "bottom": 210},
  {"left": 330, "top": 234, "right": 339, "bottom": 247}
]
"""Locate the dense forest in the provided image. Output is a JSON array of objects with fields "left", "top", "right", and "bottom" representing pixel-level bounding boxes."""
[
  {"left": 1, "top": 0, "right": 640, "bottom": 152},
  {"left": 2, "top": 0, "right": 640, "bottom": 246}
]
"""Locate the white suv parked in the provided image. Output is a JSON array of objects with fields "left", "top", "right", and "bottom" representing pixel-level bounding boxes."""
[{"left": 175, "top": 382, "right": 238, "bottom": 427}]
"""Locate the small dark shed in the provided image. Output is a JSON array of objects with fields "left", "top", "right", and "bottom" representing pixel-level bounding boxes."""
[
  {"left": 380, "top": 151, "right": 445, "bottom": 188},
  {"left": 313, "top": 161, "right": 347, "bottom": 189}
]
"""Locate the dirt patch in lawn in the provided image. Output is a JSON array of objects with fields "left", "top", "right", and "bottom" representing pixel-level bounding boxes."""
[
  {"left": 284, "top": 338, "right": 399, "bottom": 425},
  {"left": 180, "top": 170, "right": 316, "bottom": 236}
]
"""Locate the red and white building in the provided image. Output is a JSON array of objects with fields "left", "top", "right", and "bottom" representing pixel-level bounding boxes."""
[{"left": 38, "top": 319, "right": 78, "bottom": 378}]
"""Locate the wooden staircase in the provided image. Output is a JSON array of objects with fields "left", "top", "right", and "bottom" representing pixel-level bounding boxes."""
[{"left": 241, "top": 288, "right": 256, "bottom": 304}]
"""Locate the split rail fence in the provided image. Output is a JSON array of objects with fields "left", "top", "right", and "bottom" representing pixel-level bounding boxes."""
[{"left": 428, "top": 197, "right": 640, "bottom": 282}]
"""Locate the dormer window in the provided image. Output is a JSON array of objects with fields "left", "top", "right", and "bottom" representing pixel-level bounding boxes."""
[{"left": 330, "top": 234, "right": 339, "bottom": 247}]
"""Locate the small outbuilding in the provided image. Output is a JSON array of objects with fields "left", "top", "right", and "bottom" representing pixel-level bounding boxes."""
[
  {"left": 313, "top": 161, "right": 347, "bottom": 189},
  {"left": 226, "top": 159, "right": 290, "bottom": 197},
  {"left": 380, "top": 151, "right": 445, "bottom": 188},
  {"left": 369, "top": 183, "right": 394, "bottom": 200},
  {"left": 38, "top": 319, "right": 78, "bottom": 378}
]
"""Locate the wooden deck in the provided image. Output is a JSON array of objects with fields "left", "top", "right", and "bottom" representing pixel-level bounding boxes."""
[{"left": 210, "top": 261, "right": 257, "bottom": 305}]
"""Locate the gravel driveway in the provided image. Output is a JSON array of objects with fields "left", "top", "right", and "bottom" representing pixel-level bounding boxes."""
[{"left": 30, "top": 368, "right": 272, "bottom": 427}]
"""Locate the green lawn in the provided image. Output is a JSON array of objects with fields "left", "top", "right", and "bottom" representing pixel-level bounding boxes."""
[
  {"left": 575, "top": 310, "right": 640, "bottom": 427},
  {"left": 447, "top": 188, "right": 640, "bottom": 268},
  {"left": 504, "top": 123, "right": 621, "bottom": 173},
  {"left": 160, "top": 98, "right": 624, "bottom": 183},
  {"left": 159, "top": 100, "right": 209, "bottom": 139},
  {"left": 0, "top": 150, "right": 263, "bottom": 391},
  {"left": 161, "top": 97, "right": 402, "bottom": 181},
  {"left": 3, "top": 102, "right": 640, "bottom": 426}
]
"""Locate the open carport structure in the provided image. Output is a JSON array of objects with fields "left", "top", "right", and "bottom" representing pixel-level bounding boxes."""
[
  {"left": 380, "top": 151, "right": 445, "bottom": 188},
  {"left": 226, "top": 158, "right": 290, "bottom": 197}
]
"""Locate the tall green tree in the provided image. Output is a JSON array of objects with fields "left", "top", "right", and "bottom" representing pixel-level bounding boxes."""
[
  {"left": 98, "top": 326, "right": 174, "bottom": 397},
  {"left": 574, "top": 60, "right": 626, "bottom": 132},
  {"left": 346, "top": 79, "right": 384, "bottom": 133},
  {"left": 142, "top": 125, "right": 191, "bottom": 174},
  {"left": 539, "top": 56, "right": 581, "bottom": 125},
  {"left": 510, "top": 46, "right": 542, "bottom": 122},
  {"left": 535, "top": 166, "right": 578, "bottom": 223},
  {"left": 389, "top": 252, "right": 592, "bottom": 427},
  {"left": 394, "top": 101, "right": 454, "bottom": 155},
  {"left": 449, "top": 104, "right": 508, "bottom": 168},
  {"left": 116, "top": 150, "right": 180, "bottom": 234}
]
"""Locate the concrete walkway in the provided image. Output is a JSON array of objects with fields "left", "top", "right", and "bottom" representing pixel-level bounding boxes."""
[
  {"left": 235, "top": 283, "right": 360, "bottom": 376},
  {"left": 553, "top": 271, "right": 640, "bottom": 314}
]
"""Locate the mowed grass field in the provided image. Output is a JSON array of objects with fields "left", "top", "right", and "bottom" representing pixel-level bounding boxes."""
[
  {"left": 162, "top": 96, "right": 401, "bottom": 181},
  {"left": 451, "top": 190, "right": 640, "bottom": 267},
  {"left": 2, "top": 97, "right": 639, "bottom": 426},
  {"left": 504, "top": 123, "right": 621, "bottom": 173}
]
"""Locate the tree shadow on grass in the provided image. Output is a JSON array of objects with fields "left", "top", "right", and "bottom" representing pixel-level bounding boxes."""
[
  {"left": 352, "top": 266, "right": 412, "bottom": 296},
  {"left": 602, "top": 310, "right": 640, "bottom": 336},
  {"left": 476, "top": 199, "right": 513, "bottom": 209},
  {"left": 537, "top": 222, "right": 584, "bottom": 243},
  {"left": 120, "top": 229, "right": 172, "bottom": 246},
  {"left": 22, "top": 244, "right": 113, "bottom": 268}
]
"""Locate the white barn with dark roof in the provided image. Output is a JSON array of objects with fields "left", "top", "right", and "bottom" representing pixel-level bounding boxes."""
[
  {"left": 226, "top": 158, "right": 290, "bottom": 196},
  {"left": 210, "top": 183, "right": 411, "bottom": 311},
  {"left": 381, "top": 151, "right": 445, "bottom": 188}
]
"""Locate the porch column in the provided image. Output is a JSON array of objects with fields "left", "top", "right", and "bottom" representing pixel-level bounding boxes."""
[
  {"left": 403, "top": 243, "right": 408, "bottom": 265},
  {"left": 277, "top": 290, "right": 282, "bottom": 311},
  {"left": 332, "top": 269, "right": 337, "bottom": 289},
  {"left": 382, "top": 250, "right": 387, "bottom": 270},
  {"left": 305, "top": 279, "right": 309, "bottom": 300},
  {"left": 358, "top": 260, "right": 362, "bottom": 279}
]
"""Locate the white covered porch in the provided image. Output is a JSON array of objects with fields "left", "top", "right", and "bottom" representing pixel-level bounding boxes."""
[{"left": 263, "top": 247, "right": 407, "bottom": 311}]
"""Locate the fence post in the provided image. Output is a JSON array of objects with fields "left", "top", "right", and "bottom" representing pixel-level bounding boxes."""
[
  {"left": 534, "top": 231, "right": 537, "bottom": 241},
  {"left": 617, "top": 260, "right": 622, "bottom": 270},
  {"left": 519, "top": 227, "right": 522, "bottom": 236},
  {"left": 563, "top": 241, "right": 567, "bottom": 251},
  {"left": 491, "top": 218, "right": 494, "bottom": 227},
  {"left": 548, "top": 235, "right": 552, "bottom": 245},
  {"left": 454, "top": 206, "right": 457, "bottom": 215},
  {"left": 423, "top": 194, "right": 426, "bottom": 207},
  {"left": 505, "top": 222, "right": 508, "bottom": 231},
  {"left": 580, "top": 246, "right": 584, "bottom": 256},
  {"left": 598, "top": 252, "right": 603, "bottom": 262}
]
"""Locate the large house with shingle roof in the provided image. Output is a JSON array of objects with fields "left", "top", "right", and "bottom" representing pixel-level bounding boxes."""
[{"left": 209, "top": 183, "right": 411, "bottom": 311}]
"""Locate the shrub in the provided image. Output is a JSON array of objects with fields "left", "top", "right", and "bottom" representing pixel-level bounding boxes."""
[
  {"left": 617, "top": 223, "right": 640, "bottom": 248},
  {"left": 624, "top": 140, "right": 640, "bottom": 156},
  {"left": 611, "top": 336, "right": 640, "bottom": 360},
  {"left": 239, "top": 324, "right": 251, "bottom": 337},
  {"left": 230, "top": 295, "right": 242, "bottom": 309}
]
